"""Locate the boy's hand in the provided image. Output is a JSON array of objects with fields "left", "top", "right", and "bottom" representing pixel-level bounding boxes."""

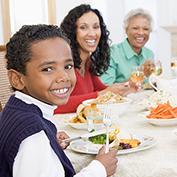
[
  {"left": 56, "top": 131, "right": 70, "bottom": 149},
  {"left": 95, "top": 145, "right": 118, "bottom": 176}
]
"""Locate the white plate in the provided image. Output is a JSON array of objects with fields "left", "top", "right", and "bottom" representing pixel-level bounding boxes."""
[
  {"left": 141, "top": 112, "right": 177, "bottom": 126},
  {"left": 70, "top": 135, "right": 156, "bottom": 155},
  {"left": 82, "top": 99, "right": 96, "bottom": 106},
  {"left": 66, "top": 121, "right": 104, "bottom": 130},
  {"left": 82, "top": 97, "right": 132, "bottom": 106}
]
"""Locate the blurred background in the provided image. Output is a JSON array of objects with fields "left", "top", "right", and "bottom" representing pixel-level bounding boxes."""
[{"left": 0, "top": 0, "right": 177, "bottom": 73}]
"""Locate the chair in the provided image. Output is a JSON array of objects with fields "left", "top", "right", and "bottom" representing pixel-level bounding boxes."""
[
  {"left": 0, "top": 51, "right": 13, "bottom": 108},
  {"left": 0, "top": 101, "right": 2, "bottom": 112}
]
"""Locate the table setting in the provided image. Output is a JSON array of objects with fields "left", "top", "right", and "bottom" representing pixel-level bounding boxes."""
[{"left": 53, "top": 85, "right": 177, "bottom": 177}]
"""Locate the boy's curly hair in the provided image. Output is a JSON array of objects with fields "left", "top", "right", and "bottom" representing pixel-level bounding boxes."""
[
  {"left": 6, "top": 24, "right": 70, "bottom": 75},
  {"left": 60, "top": 4, "right": 110, "bottom": 76}
]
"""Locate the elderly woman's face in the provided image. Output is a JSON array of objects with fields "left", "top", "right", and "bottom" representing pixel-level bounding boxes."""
[
  {"left": 76, "top": 11, "right": 101, "bottom": 58},
  {"left": 126, "top": 15, "right": 151, "bottom": 54}
]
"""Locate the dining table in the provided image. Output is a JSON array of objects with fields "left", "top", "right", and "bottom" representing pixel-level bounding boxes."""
[{"left": 53, "top": 90, "right": 177, "bottom": 177}]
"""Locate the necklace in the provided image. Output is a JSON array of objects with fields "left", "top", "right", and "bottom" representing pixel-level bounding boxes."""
[{"left": 79, "top": 67, "right": 85, "bottom": 76}]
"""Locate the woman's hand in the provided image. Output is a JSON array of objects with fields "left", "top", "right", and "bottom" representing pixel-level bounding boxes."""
[
  {"left": 142, "top": 60, "right": 155, "bottom": 77},
  {"left": 56, "top": 131, "right": 70, "bottom": 149},
  {"left": 98, "top": 82, "right": 137, "bottom": 96}
]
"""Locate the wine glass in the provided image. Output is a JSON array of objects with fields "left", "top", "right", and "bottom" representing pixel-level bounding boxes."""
[
  {"left": 148, "top": 60, "right": 163, "bottom": 91},
  {"left": 170, "top": 58, "right": 177, "bottom": 77},
  {"left": 129, "top": 66, "right": 145, "bottom": 91},
  {"left": 152, "top": 60, "right": 163, "bottom": 76}
]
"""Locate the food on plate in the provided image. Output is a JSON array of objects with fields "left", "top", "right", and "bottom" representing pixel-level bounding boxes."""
[
  {"left": 88, "top": 128, "right": 140, "bottom": 150},
  {"left": 69, "top": 103, "right": 103, "bottom": 123},
  {"left": 147, "top": 102, "right": 177, "bottom": 119},
  {"left": 91, "top": 91, "right": 124, "bottom": 104},
  {"left": 140, "top": 90, "right": 177, "bottom": 110}
]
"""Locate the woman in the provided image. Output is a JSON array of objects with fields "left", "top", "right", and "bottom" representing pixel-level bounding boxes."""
[
  {"left": 101, "top": 8, "right": 154, "bottom": 85},
  {"left": 54, "top": 4, "right": 134, "bottom": 114}
]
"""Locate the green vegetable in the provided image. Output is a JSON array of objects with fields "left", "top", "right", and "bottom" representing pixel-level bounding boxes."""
[{"left": 88, "top": 134, "right": 106, "bottom": 144}]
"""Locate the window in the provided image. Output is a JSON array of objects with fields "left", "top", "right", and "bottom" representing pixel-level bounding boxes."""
[{"left": 0, "top": 0, "right": 56, "bottom": 45}]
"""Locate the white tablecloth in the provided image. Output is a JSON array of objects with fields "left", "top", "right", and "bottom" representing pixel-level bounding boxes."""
[{"left": 53, "top": 91, "right": 177, "bottom": 177}]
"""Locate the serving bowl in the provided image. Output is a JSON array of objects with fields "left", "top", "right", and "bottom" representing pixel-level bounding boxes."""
[{"left": 82, "top": 97, "right": 132, "bottom": 117}]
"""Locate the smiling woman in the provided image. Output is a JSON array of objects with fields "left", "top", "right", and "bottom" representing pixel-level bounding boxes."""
[
  {"left": 101, "top": 8, "right": 154, "bottom": 85},
  {"left": 54, "top": 4, "right": 137, "bottom": 114}
]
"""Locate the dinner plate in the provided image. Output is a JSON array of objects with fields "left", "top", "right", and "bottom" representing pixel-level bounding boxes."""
[
  {"left": 82, "top": 97, "right": 132, "bottom": 106},
  {"left": 66, "top": 121, "right": 104, "bottom": 130},
  {"left": 70, "top": 135, "right": 156, "bottom": 155},
  {"left": 141, "top": 111, "right": 177, "bottom": 126},
  {"left": 82, "top": 98, "right": 95, "bottom": 106}
]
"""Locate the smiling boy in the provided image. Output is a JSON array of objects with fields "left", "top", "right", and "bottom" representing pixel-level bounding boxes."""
[{"left": 0, "top": 24, "right": 118, "bottom": 177}]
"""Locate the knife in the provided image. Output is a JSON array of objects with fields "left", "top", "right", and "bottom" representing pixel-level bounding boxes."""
[{"left": 63, "top": 128, "right": 114, "bottom": 143}]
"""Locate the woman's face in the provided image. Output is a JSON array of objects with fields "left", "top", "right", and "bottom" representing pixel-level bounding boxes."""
[
  {"left": 126, "top": 15, "right": 151, "bottom": 54},
  {"left": 76, "top": 11, "right": 101, "bottom": 59}
]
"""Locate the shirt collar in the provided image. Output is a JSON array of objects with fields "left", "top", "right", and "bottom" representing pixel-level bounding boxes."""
[
  {"left": 122, "top": 38, "right": 146, "bottom": 59},
  {"left": 15, "top": 91, "right": 57, "bottom": 121}
]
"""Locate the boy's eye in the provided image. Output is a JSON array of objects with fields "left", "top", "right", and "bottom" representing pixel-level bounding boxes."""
[
  {"left": 65, "top": 64, "right": 74, "bottom": 70},
  {"left": 42, "top": 67, "right": 53, "bottom": 72}
]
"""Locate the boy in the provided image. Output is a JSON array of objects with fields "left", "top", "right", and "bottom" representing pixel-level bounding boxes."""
[{"left": 0, "top": 24, "right": 118, "bottom": 177}]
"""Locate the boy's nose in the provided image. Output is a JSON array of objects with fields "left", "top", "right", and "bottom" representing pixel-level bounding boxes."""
[{"left": 56, "top": 71, "right": 69, "bottom": 83}]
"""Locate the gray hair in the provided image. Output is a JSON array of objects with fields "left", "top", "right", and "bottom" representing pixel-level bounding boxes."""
[{"left": 123, "top": 8, "right": 153, "bottom": 32}]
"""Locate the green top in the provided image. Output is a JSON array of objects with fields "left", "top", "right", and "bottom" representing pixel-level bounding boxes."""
[{"left": 101, "top": 39, "right": 154, "bottom": 85}]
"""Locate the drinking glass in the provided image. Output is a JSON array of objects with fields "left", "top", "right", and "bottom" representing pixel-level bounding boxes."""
[
  {"left": 86, "top": 111, "right": 95, "bottom": 132},
  {"left": 170, "top": 58, "right": 177, "bottom": 77},
  {"left": 129, "top": 66, "right": 145, "bottom": 90},
  {"left": 151, "top": 60, "right": 163, "bottom": 76}
]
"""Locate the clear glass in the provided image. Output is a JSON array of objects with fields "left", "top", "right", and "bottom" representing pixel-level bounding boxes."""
[
  {"left": 129, "top": 66, "right": 145, "bottom": 91},
  {"left": 152, "top": 60, "right": 163, "bottom": 76},
  {"left": 170, "top": 58, "right": 177, "bottom": 78}
]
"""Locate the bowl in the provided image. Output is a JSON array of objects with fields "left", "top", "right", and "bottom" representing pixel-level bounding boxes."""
[{"left": 82, "top": 97, "right": 132, "bottom": 117}]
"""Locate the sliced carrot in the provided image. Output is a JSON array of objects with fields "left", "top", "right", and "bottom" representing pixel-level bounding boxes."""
[{"left": 146, "top": 102, "right": 177, "bottom": 119}]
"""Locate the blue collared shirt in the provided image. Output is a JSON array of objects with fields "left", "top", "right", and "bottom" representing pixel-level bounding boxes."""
[{"left": 101, "top": 39, "right": 154, "bottom": 85}]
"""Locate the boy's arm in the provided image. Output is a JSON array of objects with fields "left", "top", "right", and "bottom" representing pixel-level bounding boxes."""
[{"left": 13, "top": 131, "right": 65, "bottom": 177}]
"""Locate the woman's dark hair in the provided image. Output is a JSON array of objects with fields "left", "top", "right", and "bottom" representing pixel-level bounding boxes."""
[
  {"left": 60, "top": 4, "right": 110, "bottom": 76},
  {"left": 6, "top": 24, "right": 70, "bottom": 75}
]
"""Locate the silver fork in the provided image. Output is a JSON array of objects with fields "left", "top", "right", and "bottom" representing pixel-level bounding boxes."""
[{"left": 103, "top": 104, "right": 112, "bottom": 153}]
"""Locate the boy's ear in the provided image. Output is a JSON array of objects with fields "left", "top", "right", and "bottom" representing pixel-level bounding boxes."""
[{"left": 8, "top": 69, "right": 25, "bottom": 90}]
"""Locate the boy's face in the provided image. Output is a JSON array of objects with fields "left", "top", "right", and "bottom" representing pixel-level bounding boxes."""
[{"left": 20, "top": 38, "right": 76, "bottom": 106}]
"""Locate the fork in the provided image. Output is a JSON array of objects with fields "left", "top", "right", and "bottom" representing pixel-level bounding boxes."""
[{"left": 103, "top": 104, "right": 112, "bottom": 153}]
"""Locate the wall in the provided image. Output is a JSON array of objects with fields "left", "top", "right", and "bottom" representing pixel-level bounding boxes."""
[
  {"left": 0, "top": 3, "right": 4, "bottom": 44},
  {"left": 0, "top": 0, "right": 174, "bottom": 74},
  {"left": 56, "top": 0, "right": 172, "bottom": 74}
]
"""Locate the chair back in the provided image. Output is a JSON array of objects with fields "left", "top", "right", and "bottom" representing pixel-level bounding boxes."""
[{"left": 0, "top": 51, "right": 13, "bottom": 108}]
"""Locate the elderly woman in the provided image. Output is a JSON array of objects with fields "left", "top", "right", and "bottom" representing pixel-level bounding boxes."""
[{"left": 101, "top": 8, "right": 154, "bottom": 85}]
